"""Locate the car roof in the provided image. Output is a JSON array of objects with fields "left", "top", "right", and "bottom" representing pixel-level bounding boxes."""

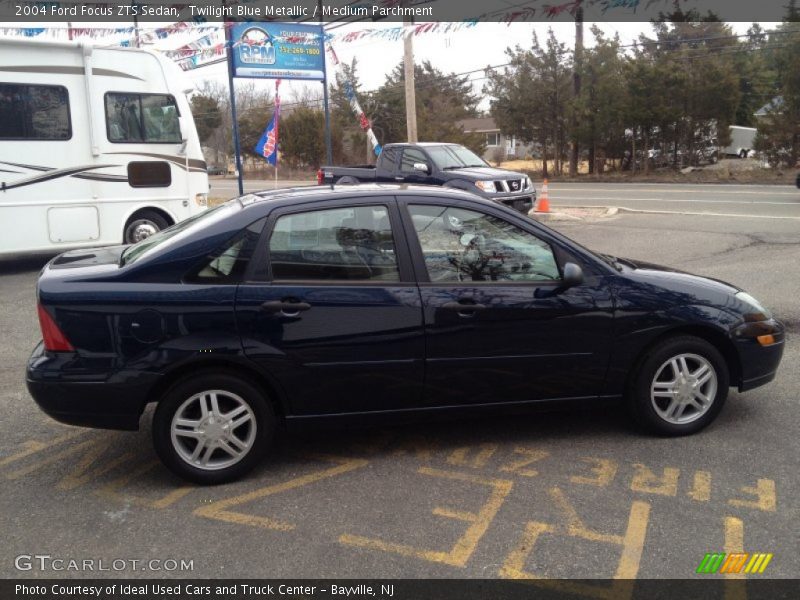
[{"left": 243, "top": 183, "right": 490, "bottom": 208}]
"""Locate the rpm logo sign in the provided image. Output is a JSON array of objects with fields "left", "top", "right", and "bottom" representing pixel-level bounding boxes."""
[{"left": 238, "top": 27, "right": 276, "bottom": 65}]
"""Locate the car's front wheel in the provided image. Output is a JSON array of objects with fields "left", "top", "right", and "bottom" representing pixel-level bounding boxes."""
[
  {"left": 153, "top": 373, "right": 274, "bottom": 484},
  {"left": 628, "top": 336, "right": 729, "bottom": 436}
]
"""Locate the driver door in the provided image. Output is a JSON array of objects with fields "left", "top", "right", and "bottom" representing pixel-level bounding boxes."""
[{"left": 401, "top": 200, "right": 615, "bottom": 406}]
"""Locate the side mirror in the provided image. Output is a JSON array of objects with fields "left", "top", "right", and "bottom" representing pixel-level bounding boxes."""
[
  {"left": 562, "top": 262, "right": 584, "bottom": 288},
  {"left": 413, "top": 162, "right": 430, "bottom": 174}
]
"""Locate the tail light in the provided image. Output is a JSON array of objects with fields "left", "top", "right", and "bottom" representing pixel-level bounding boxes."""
[
  {"left": 37, "top": 304, "right": 74, "bottom": 352},
  {"left": 316, "top": 169, "right": 324, "bottom": 185}
]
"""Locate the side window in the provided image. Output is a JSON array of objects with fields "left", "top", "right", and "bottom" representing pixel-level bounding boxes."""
[
  {"left": 185, "top": 218, "right": 265, "bottom": 284},
  {"left": 0, "top": 83, "right": 71, "bottom": 140},
  {"left": 269, "top": 205, "right": 400, "bottom": 282},
  {"left": 378, "top": 147, "right": 398, "bottom": 171},
  {"left": 105, "top": 92, "right": 181, "bottom": 143},
  {"left": 400, "top": 148, "right": 429, "bottom": 174},
  {"left": 127, "top": 161, "right": 171, "bottom": 187},
  {"left": 409, "top": 204, "right": 560, "bottom": 283}
]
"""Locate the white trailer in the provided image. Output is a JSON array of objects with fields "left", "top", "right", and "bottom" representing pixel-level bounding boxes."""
[
  {"left": 721, "top": 126, "right": 757, "bottom": 158},
  {"left": 0, "top": 38, "right": 209, "bottom": 256}
]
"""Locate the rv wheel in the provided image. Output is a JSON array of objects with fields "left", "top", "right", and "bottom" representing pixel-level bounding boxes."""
[{"left": 124, "top": 211, "right": 170, "bottom": 244}]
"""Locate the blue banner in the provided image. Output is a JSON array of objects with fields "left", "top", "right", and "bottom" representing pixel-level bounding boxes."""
[
  {"left": 255, "top": 111, "right": 279, "bottom": 166},
  {"left": 231, "top": 22, "right": 324, "bottom": 81}
]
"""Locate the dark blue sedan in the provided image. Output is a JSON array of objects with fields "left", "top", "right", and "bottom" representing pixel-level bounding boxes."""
[{"left": 27, "top": 185, "right": 785, "bottom": 483}]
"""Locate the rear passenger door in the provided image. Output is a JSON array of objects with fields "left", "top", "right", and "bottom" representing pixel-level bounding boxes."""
[{"left": 235, "top": 198, "right": 426, "bottom": 416}]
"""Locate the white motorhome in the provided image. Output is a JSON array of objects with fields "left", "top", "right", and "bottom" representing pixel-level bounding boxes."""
[{"left": 0, "top": 38, "right": 209, "bottom": 256}]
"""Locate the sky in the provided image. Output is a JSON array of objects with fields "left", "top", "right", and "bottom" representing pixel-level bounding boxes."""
[
  {"left": 177, "top": 20, "right": 778, "bottom": 107},
  {"left": 1, "top": 20, "right": 780, "bottom": 108}
]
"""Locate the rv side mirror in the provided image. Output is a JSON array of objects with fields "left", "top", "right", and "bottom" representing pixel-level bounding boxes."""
[
  {"left": 562, "top": 262, "right": 584, "bottom": 288},
  {"left": 413, "top": 162, "right": 430, "bottom": 174}
]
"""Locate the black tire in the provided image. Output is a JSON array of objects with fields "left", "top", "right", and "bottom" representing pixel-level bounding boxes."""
[
  {"left": 627, "top": 335, "right": 729, "bottom": 436},
  {"left": 123, "top": 210, "right": 170, "bottom": 244},
  {"left": 739, "top": 149, "right": 749, "bottom": 159},
  {"left": 153, "top": 372, "right": 275, "bottom": 484}
]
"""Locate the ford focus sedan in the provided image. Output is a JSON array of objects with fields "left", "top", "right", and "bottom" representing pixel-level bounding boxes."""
[{"left": 26, "top": 185, "right": 785, "bottom": 484}]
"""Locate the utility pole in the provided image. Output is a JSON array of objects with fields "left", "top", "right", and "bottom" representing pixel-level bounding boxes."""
[
  {"left": 403, "top": 15, "right": 418, "bottom": 143},
  {"left": 569, "top": 0, "right": 583, "bottom": 177}
]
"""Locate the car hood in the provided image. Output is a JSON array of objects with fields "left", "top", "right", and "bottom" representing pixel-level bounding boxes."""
[
  {"left": 616, "top": 256, "right": 741, "bottom": 296},
  {"left": 445, "top": 166, "right": 525, "bottom": 180}
]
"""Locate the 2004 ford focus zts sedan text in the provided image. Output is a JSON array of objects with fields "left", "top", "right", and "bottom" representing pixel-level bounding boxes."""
[{"left": 26, "top": 185, "right": 785, "bottom": 483}]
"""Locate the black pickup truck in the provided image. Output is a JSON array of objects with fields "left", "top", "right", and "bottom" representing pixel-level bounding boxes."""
[{"left": 317, "top": 142, "right": 536, "bottom": 214}]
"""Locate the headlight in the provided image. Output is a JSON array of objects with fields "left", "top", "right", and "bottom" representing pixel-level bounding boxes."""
[
  {"left": 474, "top": 180, "right": 495, "bottom": 193},
  {"left": 524, "top": 177, "right": 532, "bottom": 190},
  {"left": 735, "top": 291, "right": 771, "bottom": 320}
]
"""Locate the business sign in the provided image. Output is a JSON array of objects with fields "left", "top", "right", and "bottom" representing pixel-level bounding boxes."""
[{"left": 230, "top": 22, "right": 324, "bottom": 81}]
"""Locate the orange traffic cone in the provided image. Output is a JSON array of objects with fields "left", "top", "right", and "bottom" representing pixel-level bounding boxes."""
[{"left": 536, "top": 178, "right": 551, "bottom": 213}]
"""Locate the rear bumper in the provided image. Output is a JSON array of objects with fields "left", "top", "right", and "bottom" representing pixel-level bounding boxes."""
[{"left": 26, "top": 342, "right": 160, "bottom": 431}]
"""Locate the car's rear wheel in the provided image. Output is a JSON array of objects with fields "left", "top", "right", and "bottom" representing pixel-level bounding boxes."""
[
  {"left": 153, "top": 373, "right": 274, "bottom": 484},
  {"left": 628, "top": 336, "right": 729, "bottom": 436}
]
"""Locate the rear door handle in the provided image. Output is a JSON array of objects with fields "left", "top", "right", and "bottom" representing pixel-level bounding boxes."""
[
  {"left": 442, "top": 301, "right": 487, "bottom": 316},
  {"left": 260, "top": 300, "right": 311, "bottom": 316}
]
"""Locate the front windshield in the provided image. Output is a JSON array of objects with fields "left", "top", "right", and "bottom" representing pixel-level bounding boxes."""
[
  {"left": 121, "top": 205, "right": 226, "bottom": 266},
  {"left": 426, "top": 145, "right": 488, "bottom": 170}
]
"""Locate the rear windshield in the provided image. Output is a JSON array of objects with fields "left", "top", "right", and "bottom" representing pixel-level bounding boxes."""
[{"left": 121, "top": 204, "right": 232, "bottom": 266}]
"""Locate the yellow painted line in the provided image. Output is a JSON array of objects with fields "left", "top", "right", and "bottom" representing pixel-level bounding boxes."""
[
  {"left": 569, "top": 457, "right": 618, "bottom": 487},
  {"left": 613, "top": 501, "right": 651, "bottom": 579},
  {"left": 723, "top": 517, "right": 747, "bottom": 600},
  {"left": 446, "top": 443, "right": 498, "bottom": 469},
  {"left": 499, "top": 447, "right": 549, "bottom": 478},
  {"left": 194, "top": 455, "right": 368, "bottom": 531},
  {"left": 340, "top": 466, "right": 513, "bottom": 567},
  {"left": 389, "top": 435, "right": 437, "bottom": 461},
  {"left": 630, "top": 463, "right": 679, "bottom": 496},
  {"left": 688, "top": 471, "right": 712, "bottom": 502},
  {"left": 96, "top": 460, "right": 195, "bottom": 509},
  {"left": 728, "top": 479, "right": 776, "bottom": 512},
  {"left": 499, "top": 492, "right": 650, "bottom": 600},
  {"left": 6, "top": 438, "right": 101, "bottom": 480},
  {"left": 550, "top": 487, "right": 622, "bottom": 544},
  {"left": 431, "top": 507, "right": 478, "bottom": 523},
  {"left": 0, "top": 430, "right": 87, "bottom": 468}
]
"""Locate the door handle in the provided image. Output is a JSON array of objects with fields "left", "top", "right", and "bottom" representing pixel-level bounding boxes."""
[
  {"left": 442, "top": 300, "right": 487, "bottom": 316},
  {"left": 260, "top": 300, "right": 311, "bottom": 316}
]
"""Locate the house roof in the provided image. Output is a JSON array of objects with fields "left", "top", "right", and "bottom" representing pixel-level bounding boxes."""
[
  {"left": 754, "top": 96, "right": 784, "bottom": 117},
  {"left": 457, "top": 117, "right": 500, "bottom": 133}
]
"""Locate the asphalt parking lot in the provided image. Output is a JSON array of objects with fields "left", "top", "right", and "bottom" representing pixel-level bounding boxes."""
[{"left": 1, "top": 191, "right": 798, "bottom": 582}]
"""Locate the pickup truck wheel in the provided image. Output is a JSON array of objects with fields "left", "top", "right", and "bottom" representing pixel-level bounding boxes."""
[{"left": 336, "top": 176, "right": 358, "bottom": 185}]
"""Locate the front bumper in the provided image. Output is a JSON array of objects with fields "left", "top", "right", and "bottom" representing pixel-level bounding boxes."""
[
  {"left": 490, "top": 191, "right": 536, "bottom": 213},
  {"left": 733, "top": 319, "right": 785, "bottom": 392},
  {"left": 26, "top": 342, "right": 161, "bottom": 431}
]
